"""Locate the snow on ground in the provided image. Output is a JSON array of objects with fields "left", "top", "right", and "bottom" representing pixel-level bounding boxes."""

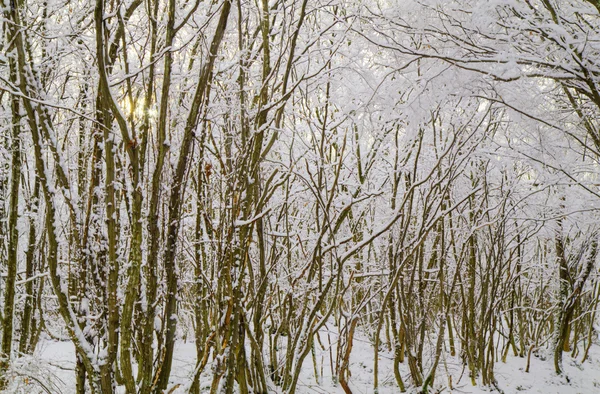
[{"left": 4, "top": 332, "right": 600, "bottom": 393}]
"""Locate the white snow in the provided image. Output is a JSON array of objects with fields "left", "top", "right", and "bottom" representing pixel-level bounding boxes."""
[{"left": 6, "top": 334, "right": 600, "bottom": 394}]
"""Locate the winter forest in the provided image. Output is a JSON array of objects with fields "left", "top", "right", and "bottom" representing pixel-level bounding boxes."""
[{"left": 2, "top": 0, "right": 600, "bottom": 393}]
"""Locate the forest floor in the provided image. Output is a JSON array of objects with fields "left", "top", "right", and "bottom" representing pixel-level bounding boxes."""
[{"left": 5, "top": 330, "right": 600, "bottom": 393}]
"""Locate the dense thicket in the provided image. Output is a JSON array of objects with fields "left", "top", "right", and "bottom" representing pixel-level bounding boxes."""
[{"left": 1, "top": 0, "right": 599, "bottom": 393}]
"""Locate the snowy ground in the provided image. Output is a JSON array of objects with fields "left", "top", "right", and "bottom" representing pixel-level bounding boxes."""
[{"left": 5, "top": 332, "right": 600, "bottom": 393}]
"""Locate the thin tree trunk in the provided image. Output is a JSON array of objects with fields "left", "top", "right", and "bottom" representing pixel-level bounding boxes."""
[
  {"left": 0, "top": 52, "right": 22, "bottom": 388},
  {"left": 155, "top": 3, "right": 232, "bottom": 391}
]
